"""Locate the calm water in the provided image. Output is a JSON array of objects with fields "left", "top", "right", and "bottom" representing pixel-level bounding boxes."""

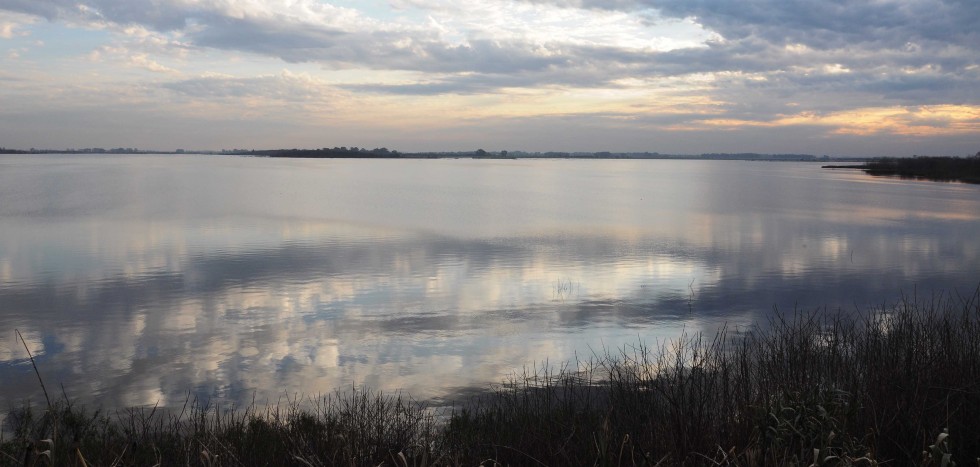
[{"left": 1, "top": 154, "right": 979, "bottom": 411}]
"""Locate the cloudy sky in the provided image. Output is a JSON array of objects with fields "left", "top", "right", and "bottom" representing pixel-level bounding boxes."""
[{"left": 0, "top": 0, "right": 977, "bottom": 155}]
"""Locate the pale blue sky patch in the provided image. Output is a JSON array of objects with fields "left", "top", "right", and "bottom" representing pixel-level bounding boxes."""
[
  {"left": 26, "top": 23, "right": 113, "bottom": 60},
  {"left": 331, "top": 0, "right": 428, "bottom": 22}
]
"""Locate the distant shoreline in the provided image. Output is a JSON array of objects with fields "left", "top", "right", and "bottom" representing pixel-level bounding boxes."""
[{"left": 1, "top": 147, "right": 869, "bottom": 162}]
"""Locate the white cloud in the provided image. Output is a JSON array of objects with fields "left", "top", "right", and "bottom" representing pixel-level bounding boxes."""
[
  {"left": 0, "top": 10, "right": 35, "bottom": 38},
  {"left": 129, "top": 53, "right": 180, "bottom": 74},
  {"left": 392, "top": 0, "right": 714, "bottom": 51}
]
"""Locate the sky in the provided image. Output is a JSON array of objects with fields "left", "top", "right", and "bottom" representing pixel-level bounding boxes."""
[{"left": 0, "top": 0, "right": 977, "bottom": 155}]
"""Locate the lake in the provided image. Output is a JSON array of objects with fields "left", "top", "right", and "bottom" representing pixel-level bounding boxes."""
[{"left": 1, "top": 154, "right": 978, "bottom": 412}]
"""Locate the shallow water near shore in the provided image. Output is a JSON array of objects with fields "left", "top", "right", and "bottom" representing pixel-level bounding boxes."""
[{"left": 1, "top": 154, "right": 979, "bottom": 412}]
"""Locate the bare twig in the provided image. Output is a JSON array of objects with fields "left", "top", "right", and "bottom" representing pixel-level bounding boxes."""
[{"left": 15, "top": 329, "right": 51, "bottom": 409}]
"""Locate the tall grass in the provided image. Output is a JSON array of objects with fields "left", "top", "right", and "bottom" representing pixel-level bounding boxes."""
[
  {"left": 445, "top": 289, "right": 980, "bottom": 465},
  {"left": 1, "top": 391, "right": 438, "bottom": 466},
  {"left": 3, "top": 288, "right": 979, "bottom": 466}
]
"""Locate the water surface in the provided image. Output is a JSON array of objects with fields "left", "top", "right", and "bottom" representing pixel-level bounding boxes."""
[{"left": 1, "top": 155, "right": 978, "bottom": 410}]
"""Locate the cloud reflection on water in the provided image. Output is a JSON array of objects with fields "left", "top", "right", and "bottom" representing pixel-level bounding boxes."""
[
  {"left": 2, "top": 225, "right": 978, "bottom": 410},
  {"left": 1, "top": 157, "right": 979, "bottom": 413}
]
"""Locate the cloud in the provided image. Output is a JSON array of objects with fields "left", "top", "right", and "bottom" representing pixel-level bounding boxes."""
[
  {"left": 522, "top": 0, "right": 979, "bottom": 50},
  {"left": 683, "top": 104, "right": 980, "bottom": 138},
  {"left": 0, "top": 0, "right": 192, "bottom": 30},
  {"left": 0, "top": 10, "right": 35, "bottom": 38},
  {"left": 1, "top": 0, "right": 978, "bottom": 154},
  {"left": 340, "top": 64, "right": 642, "bottom": 95},
  {"left": 0, "top": 0, "right": 711, "bottom": 75},
  {"left": 507, "top": 1, "right": 980, "bottom": 94},
  {"left": 648, "top": 0, "right": 980, "bottom": 50},
  {"left": 162, "top": 70, "right": 344, "bottom": 105},
  {"left": 0, "top": 22, "right": 15, "bottom": 38},
  {"left": 128, "top": 53, "right": 179, "bottom": 74},
  {"left": 2, "top": 1, "right": 976, "bottom": 83}
]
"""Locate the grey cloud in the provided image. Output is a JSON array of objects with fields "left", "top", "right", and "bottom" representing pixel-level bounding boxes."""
[
  {"left": 163, "top": 74, "right": 325, "bottom": 101},
  {"left": 0, "top": 0, "right": 191, "bottom": 30},
  {"left": 185, "top": 11, "right": 574, "bottom": 75},
  {"left": 546, "top": 0, "right": 979, "bottom": 51},
  {"left": 187, "top": 14, "right": 351, "bottom": 60},
  {"left": 727, "top": 65, "right": 979, "bottom": 113},
  {"left": 519, "top": 0, "right": 979, "bottom": 87},
  {"left": 655, "top": 0, "right": 979, "bottom": 50},
  {"left": 786, "top": 69, "right": 980, "bottom": 104},
  {"left": 855, "top": 73, "right": 980, "bottom": 102},
  {"left": 0, "top": 0, "right": 74, "bottom": 21},
  {"left": 80, "top": 0, "right": 192, "bottom": 30}
]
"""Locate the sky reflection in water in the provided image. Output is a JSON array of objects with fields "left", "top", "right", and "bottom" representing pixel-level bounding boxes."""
[{"left": 1, "top": 155, "right": 978, "bottom": 411}]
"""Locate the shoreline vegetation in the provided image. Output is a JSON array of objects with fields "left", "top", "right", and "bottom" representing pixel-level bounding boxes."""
[
  {"left": 9, "top": 145, "right": 980, "bottom": 174},
  {"left": 0, "top": 146, "right": 860, "bottom": 162},
  {"left": 824, "top": 155, "right": 980, "bottom": 184},
  {"left": 863, "top": 156, "right": 980, "bottom": 184},
  {"left": 7, "top": 147, "right": 979, "bottom": 173},
  {"left": 3, "top": 289, "right": 980, "bottom": 466}
]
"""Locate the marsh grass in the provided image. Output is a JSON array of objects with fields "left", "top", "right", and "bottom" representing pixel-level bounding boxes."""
[
  {"left": 3, "top": 288, "right": 979, "bottom": 466},
  {"left": 863, "top": 156, "right": 980, "bottom": 184},
  {"left": 1, "top": 391, "right": 438, "bottom": 467}
]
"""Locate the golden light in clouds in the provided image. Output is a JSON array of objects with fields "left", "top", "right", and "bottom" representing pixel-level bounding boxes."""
[{"left": 688, "top": 105, "right": 980, "bottom": 137}]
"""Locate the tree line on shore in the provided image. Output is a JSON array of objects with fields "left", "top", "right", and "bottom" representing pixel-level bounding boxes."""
[{"left": 0, "top": 146, "right": 859, "bottom": 161}]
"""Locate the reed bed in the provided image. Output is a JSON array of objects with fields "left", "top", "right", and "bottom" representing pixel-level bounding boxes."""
[
  {"left": 863, "top": 155, "right": 980, "bottom": 183},
  {"left": 3, "top": 288, "right": 979, "bottom": 466}
]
